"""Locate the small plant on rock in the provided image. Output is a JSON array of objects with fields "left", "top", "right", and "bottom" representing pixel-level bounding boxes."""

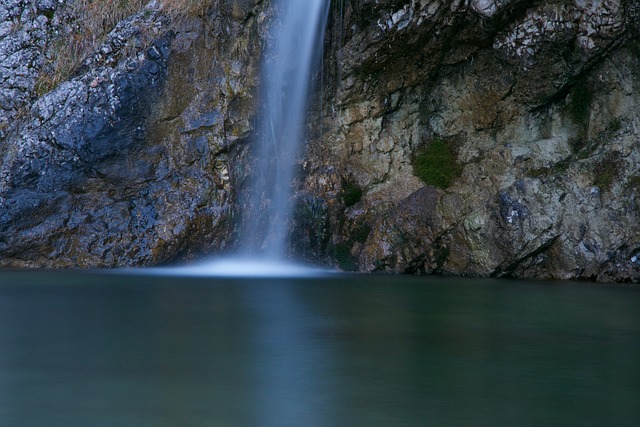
[{"left": 411, "top": 137, "right": 462, "bottom": 189}]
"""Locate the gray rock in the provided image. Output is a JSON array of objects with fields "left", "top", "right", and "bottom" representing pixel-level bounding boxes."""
[
  {"left": 0, "top": 0, "right": 60, "bottom": 134},
  {"left": 0, "top": 1, "right": 268, "bottom": 267},
  {"left": 303, "top": 0, "right": 640, "bottom": 282}
]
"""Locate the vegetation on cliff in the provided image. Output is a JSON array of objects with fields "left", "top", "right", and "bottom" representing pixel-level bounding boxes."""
[
  {"left": 36, "top": 0, "right": 147, "bottom": 95},
  {"left": 35, "top": 0, "right": 215, "bottom": 96},
  {"left": 411, "top": 138, "right": 462, "bottom": 190}
]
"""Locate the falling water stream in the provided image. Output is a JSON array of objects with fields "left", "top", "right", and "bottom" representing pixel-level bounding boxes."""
[{"left": 241, "top": 0, "right": 330, "bottom": 258}]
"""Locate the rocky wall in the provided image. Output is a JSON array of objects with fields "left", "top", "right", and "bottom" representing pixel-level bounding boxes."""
[
  {"left": 301, "top": 0, "right": 640, "bottom": 282},
  {"left": 1, "top": 0, "right": 638, "bottom": 282},
  {"left": 0, "top": 0, "right": 266, "bottom": 267}
]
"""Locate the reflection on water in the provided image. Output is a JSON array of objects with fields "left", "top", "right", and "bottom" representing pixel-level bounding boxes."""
[{"left": 0, "top": 271, "right": 638, "bottom": 426}]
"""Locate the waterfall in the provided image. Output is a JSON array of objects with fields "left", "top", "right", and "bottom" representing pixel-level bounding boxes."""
[
  {"left": 158, "top": 0, "right": 331, "bottom": 277},
  {"left": 240, "top": 0, "right": 330, "bottom": 259}
]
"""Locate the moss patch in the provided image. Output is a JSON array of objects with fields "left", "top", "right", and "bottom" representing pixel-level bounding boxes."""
[
  {"left": 593, "top": 152, "right": 622, "bottom": 191},
  {"left": 626, "top": 39, "right": 640, "bottom": 59},
  {"left": 352, "top": 222, "right": 371, "bottom": 243},
  {"left": 433, "top": 240, "right": 450, "bottom": 271},
  {"left": 627, "top": 175, "right": 640, "bottom": 192},
  {"left": 526, "top": 156, "right": 573, "bottom": 178},
  {"left": 333, "top": 220, "right": 370, "bottom": 271},
  {"left": 565, "top": 78, "right": 594, "bottom": 155},
  {"left": 526, "top": 166, "right": 551, "bottom": 178},
  {"left": 411, "top": 138, "right": 462, "bottom": 189}
]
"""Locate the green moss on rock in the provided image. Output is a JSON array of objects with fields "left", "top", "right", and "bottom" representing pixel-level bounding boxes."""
[
  {"left": 608, "top": 117, "right": 622, "bottom": 133},
  {"left": 411, "top": 138, "right": 462, "bottom": 189},
  {"left": 334, "top": 242, "right": 357, "bottom": 271}
]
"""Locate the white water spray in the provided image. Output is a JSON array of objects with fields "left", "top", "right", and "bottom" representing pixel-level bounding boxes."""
[{"left": 240, "top": 0, "right": 330, "bottom": 258}]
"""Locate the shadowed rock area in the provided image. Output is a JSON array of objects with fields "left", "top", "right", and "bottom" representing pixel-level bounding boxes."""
[{"left": 0, "top": 0, "right": 639, "bottom": 282}]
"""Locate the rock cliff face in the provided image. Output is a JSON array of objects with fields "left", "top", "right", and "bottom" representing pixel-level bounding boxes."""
[
  {"left": 1, "top": 0, "right": 639, "bottom": 282},
  {"left": 302, "top": 0, "right": 640, "bottom": 282},
  {"left": 0, "top": 0, "right": 265, "bottom": 267}
]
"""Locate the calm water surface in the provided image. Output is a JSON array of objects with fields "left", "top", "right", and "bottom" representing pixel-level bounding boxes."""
[{"left": 0, "top": 271, "right": 638, "bottom": 426}]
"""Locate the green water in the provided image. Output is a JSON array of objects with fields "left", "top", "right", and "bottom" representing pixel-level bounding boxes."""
[{"left": 0, "top": 271, "right": 638, "bottom": 426}]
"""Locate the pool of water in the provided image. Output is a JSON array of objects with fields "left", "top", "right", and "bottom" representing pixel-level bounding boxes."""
[{"left": 0, "top": 270, "right": 638, "bottom": 426}]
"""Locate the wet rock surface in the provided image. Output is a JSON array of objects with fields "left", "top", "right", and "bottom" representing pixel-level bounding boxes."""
[
  {"left": 0, "top": 0, "right": 266, "bottom": 267},
  {"left": 302, "top": 0, "right": 640, "bottom": 282}
]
